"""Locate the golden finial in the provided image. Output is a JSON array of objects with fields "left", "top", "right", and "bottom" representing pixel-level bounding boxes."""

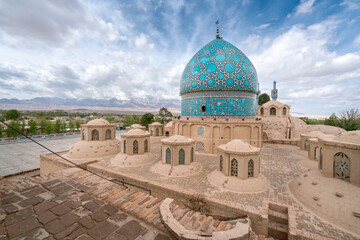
[{"left": 216, "top": 20, "right": 220, "bottom": 38}]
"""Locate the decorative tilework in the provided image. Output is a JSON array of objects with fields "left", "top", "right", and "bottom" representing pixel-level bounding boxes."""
[{"left": 180, "top": 38, "right": 258, "bottom": 95}]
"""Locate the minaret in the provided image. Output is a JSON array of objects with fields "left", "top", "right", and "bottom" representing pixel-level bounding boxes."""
[
  {"left": 271, "top": 81, "right": 278, "bottom": 101},
  {"left": 216, "top": 20, "right": 221, "bottom": 39}
]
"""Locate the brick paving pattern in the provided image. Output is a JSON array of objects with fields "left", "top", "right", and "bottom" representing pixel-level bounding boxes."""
[
  {"left": 89, "top": 142, "right": 358, "bottom": 239},
  {"left": 0, "top": 169, "right": 172, "bottom": 239}
]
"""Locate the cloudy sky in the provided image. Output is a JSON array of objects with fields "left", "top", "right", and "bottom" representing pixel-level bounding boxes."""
[{"left": 0, "top": 0, "right": 359, "bottom": 115}]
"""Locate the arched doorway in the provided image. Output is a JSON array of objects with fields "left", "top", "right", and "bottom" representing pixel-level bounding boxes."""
[
  {"left": 314, "top": 147, "right": 320, "bottom": 161},
  {"left": 231, "top": 158, "right": 238, "bottom": 177},
  {"left": 260, "top": 108, "right": 264, "bottom": 116},
  {"left": 123, "top": 140, "right": 127, "bottom": 153},
  {"left": 248, "top": 159, "right": 254, "bottom": 178},
  {"left": 320, "top": 147, "right": 323, "bottom": 169},
  {"left": 166, "top": 148, "right": 171, "bottom": 164},
  {"left": 156, "top": 128, "right": 159, "bottom": 136},
  {"left": 334, "top": 152, "right": 350, "bottom": 182},
  {"left": 179, "top": 149, "right": 185, "bottom": 165}
]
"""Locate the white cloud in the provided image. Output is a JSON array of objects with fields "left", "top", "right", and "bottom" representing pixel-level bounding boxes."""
[
  {"left": 134, "top": 33, "right": 154, "bottom": 50},
  {"left": 256, "top": 23, "right": 270, "bottom": 30},
  {"left": 354, "top": 34, "right": 360, "bottom": 45},
  {"left": 249, "top": 18, "right": 360, "bottom": 111},
  {"left": 294, "top": 0, "right": 316, "bottom": 16}
]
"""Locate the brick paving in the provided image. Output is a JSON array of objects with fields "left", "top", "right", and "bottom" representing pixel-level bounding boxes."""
[
  {"left": 1, "top": 167, "right": 238, "bottom": 239},
  {"left": 88, "top": 141, "right": 358, "bottom": 239},
  {"left": 0, "top": 169, "right": 172, "bottom": 239}
]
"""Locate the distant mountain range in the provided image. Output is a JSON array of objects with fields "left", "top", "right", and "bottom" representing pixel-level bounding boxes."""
[{"left": 0, "top": 97, "right": 181, "bottom": 110}]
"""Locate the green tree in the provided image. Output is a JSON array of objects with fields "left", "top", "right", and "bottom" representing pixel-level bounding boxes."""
[
  {"left": 324, "top": 113, "right": 339, "bottom": 127},
  {"left": 141, "top": 113, "right": 154, "bottom": 128},
  {"left": 158, "top": 107, "right": 173, "bottom": 124},
  {"left": 6, "top": 121, "right": 21, "bottom": 137},
  {"left": 258, "top": 93, "right": 270, "bottom": 106},
  {"left": 46, "top": 122, "right": 53, "bottom": 134},
  {"left": 75, "top": 121, "right": 81, "bottom": 131},
  {"left": 21, "top": 120, "right": 26, "bottom": 135},
  {"left": 338, "top": 108, "right": 360, "bottom": 131},
  {"left": 40, "top": 120, "right": 49, "bottom": 134},
  {"left": 54, "top": 120, "right": 61, "bottom": 133},
  {"left": 5, "top": 109, "right": 21, "bottom": 120},
  {"left": 69, "top": 121, "right": 75, "bottom": 132},
  {"left": 28, "top": 120, "right": 37, "bottom": 135},
  {"left": 122, "top": 115, "right": 140, "bottom": 127},
  {"left": 61, "top": 122, "right": 66, "bottom": 133},
  {"left": 0, "top": 124, "right": 4, "bottom": 138}
]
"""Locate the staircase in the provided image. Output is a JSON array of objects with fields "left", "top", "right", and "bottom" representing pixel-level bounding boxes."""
[{"left": 268, "top": 203, "right": 289, "bottom": 240}]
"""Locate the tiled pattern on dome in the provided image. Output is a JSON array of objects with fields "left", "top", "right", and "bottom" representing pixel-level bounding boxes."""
[
  {"left": 181, "top": 97, "right": 256, "bottom": 117},
  {"left": 181, "top": 91, "right": 256, "bottom": 117},
  {"left": 180, "top": 38, "right": 258, "bottom": 95}
]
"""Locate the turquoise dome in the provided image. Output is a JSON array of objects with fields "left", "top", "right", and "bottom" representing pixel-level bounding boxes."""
[
  {"left": 180, "top": 38, "right": 259, "bottom": 118},
  {"left": 180, "top": 38, "right": 258, "bottom": 95}
]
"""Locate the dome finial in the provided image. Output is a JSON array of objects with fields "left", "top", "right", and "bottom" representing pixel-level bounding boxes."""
[{"left": 216, "top": 20, "right": 221, "bottom": 39}]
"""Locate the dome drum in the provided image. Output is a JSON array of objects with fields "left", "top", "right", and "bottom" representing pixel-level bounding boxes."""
[{"left": 181, "top": 91, "right": 257, "bottom": 118}]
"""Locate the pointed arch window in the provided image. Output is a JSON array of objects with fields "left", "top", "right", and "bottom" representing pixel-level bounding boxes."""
[
  {"left": 334, "top": 152, "right": 350, "bottom": 182},
  {"left": 105, "top": 129, "right": 111, "bottom": 140},
  {"left": 179, "top": 149, "right": 185, "bottom": 165},
  {"left": 144, "top": 139, "right": 148, "bottom": 153},
  {"left": 156, "top": 128, "right": 159, "bottom": 136},
  {"left": 220, "top": 155, "right": 223, "bottom": 172},
  {"left": 231, "top": 158, "right": 238, "bottom": 177},
  {"left": 91, "top": 129, "right": 99, "bottom": 141},
  {"left": 270, "top": 107, "right": 276, "bottom": 116},
  {"left": 191, "top": 147, "right": 194, "bottom": 163},
  {"left": 82, "top": 129, "right": 87, "bottom": 140},
  {"left": 166, "top": 148, "right": 171, "bottom": 164},
  {"left": 260, "top": 108, "right": 264, "bottom": 116},
  {"left": 282, "top": 107, "right": 287, "bottom": 116},
  {"left": 133, "top": 140, "right": 138, "bottom": 154},
  {"left": 248, "top": 159, "right": 254, "bottom": 178}
]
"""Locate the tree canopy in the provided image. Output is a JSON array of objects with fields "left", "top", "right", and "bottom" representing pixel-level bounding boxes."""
[
  {"left": 258, "top": 93, "right": 270, "bottom": 106},
  {"left": 158, "top": 107, "right": 173, "bottom": 124},
  {"left": 5, "top": 109, "right": 21, "bottom": 120}
]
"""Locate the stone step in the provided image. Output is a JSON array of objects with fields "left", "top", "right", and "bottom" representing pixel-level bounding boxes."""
[
  {"left": 268, "top": 221, "right": 288, "bottom": 240},
  {"left": 268, "top": 209, "right": 288, "bottom": 225}
]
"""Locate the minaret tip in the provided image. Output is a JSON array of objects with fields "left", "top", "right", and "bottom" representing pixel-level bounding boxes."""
[{"left": 216, "top": 20, "right": 221, "bottom": 39}]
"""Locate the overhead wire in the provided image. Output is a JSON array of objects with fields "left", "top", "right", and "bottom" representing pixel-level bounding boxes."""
[{"left": 0, "top": 119, "right": 152, "bottom": 195}]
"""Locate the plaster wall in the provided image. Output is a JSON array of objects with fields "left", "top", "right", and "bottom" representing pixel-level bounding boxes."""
[
  {"left": 173, "top": 118, "right": 262, "bottom": 154},
  {"left": 161, "top": 143, "right": 195, "bottom": 166},
  {"left": 122, "top": 136, "right": 150, "bottom": 155},
  {"left": 217, "top": 151, "right": 260, "bottom": 180},
  {"left": 318, "top": 140, "right": 360, "bottom": 186}
]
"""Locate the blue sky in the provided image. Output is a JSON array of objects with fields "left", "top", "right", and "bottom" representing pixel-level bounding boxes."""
[{"left": 0, "top": 0, "right": 359, "bottom": 115}]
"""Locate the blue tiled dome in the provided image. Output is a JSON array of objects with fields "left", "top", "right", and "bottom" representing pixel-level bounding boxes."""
[
  {"left": 180, "top": 38, "right": 259, "bottom": 118},
  {"left": 180, "top": 38, "right": 258, "bottom": 95}
]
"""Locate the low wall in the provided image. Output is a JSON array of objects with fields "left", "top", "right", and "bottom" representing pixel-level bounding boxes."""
[
  {"left": 40, "top": 151, "right": 97, "bottom": 176},
  {"left": 264, "top": 139, "right": 299, "bottom": 145},
  {"left": 87, "top": 164, "right": 269, "bottom": 236}
]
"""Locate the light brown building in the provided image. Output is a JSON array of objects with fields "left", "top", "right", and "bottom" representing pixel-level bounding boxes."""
[
  {"left": 217, "top": 139, "right": 260, "bottom": 180},
  {"left": 160, "top": 135, "right": 195, "bottom": 166},
  {"left": 149, "top": 122, "right": 164, "bottom": 136}
]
